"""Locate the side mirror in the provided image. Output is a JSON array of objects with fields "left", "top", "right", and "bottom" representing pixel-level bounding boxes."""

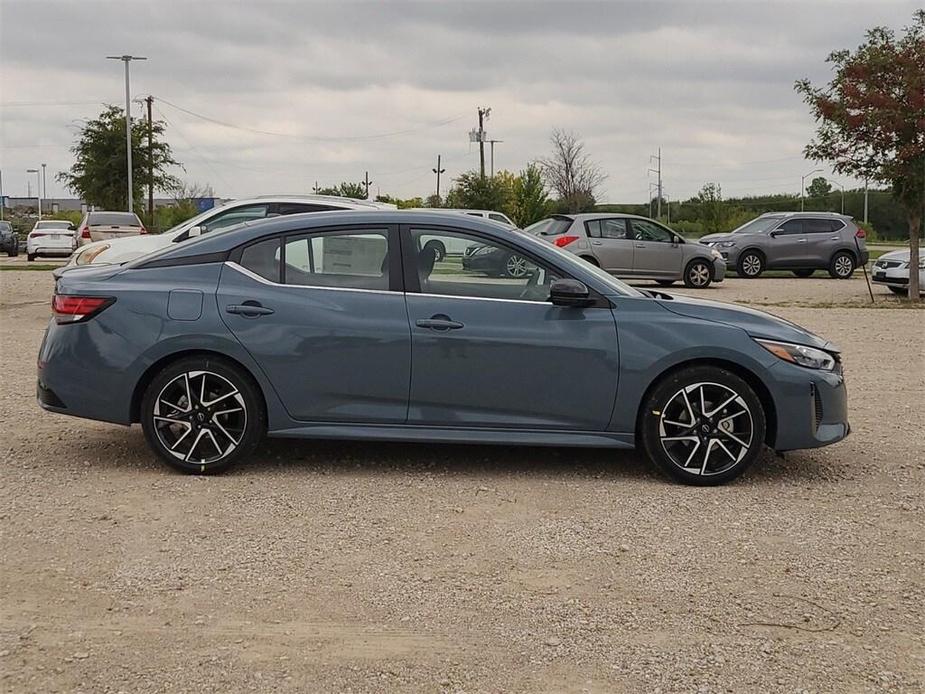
[
  {"left": 549, "top": 278, "right": 594, "bottom": 307},
  {"left": 769, "top": 229, "right": 781, "bottom": 238},
  {"left": 188, "top": 225, "right": 203, "bottom": 237}
]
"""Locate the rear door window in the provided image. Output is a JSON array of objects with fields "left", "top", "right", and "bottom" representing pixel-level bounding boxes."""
[
  {"left": 283, "top": 229, "right": 389, "bottom": 290},
  {"left": 805, "top": 219, "right": 839, "bottom": 234}
]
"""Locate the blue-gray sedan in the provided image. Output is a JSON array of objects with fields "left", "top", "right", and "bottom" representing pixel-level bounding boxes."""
[{"left": 38, "top": 211, "right": 849, "bottom": 484}]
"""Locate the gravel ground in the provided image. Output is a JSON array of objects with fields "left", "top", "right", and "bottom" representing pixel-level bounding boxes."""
[{"left": 1, "top": 271, "right": 923, "bottom": 693}]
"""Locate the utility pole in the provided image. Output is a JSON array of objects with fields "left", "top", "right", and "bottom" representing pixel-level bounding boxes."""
[
  {"left": 144, "top": 96, "right": 154, "bottom": 224},
  {"left": 41, "top": 163, "right": 47, "bottom": 205},
  {"left": 477, "top": 107, "right": 491, "bottom": 179},
  {"left": 27, "top": 168, "right": 41, "bottom": 220},
  {"left": 313, "top": 181, "right": 320, "bottom": 194},
  {"left": 488, "top": 139, "right": 503, "bottom": 177},
  {"left": 831, "top": 180, "right": 845, "bottom": 215},
  {"left": 361, "top": 171, "right": 372, "bottom": 200},
  {"left": 648, "top": 148, "right": 662, "bottom": 219},
  {"left": 0, "top": 169, "right": 4, "bottom": 221},
  {"left": 863, "top": 177, "right": 869, "bottom": 223},
  {"left": 432, "top": 155, "right": 445, "bottom": 199},
  {"left": 107, "top": 55, "right": 147, "bottom": 213}
]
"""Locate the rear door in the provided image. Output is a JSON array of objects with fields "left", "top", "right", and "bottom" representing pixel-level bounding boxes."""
[
  {"left": 402, "top": 224, "right": 619, "bottom": 430},
  {"left": 804, "top": 218, "right": 843, "bottom": 265},
  {"left": 585, "top": 218, "right": 635, "bottom": 275},
  {"left": 767, "top": 218, "right": 806, "bottom": 267},
  {"left": 218, "top": 224, "right": 410, "bottom": 423},
  {"left": 628, "top": 219, "right": 682, "bottom": 278}
]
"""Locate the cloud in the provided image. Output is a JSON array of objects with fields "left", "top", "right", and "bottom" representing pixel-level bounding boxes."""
[{"left": 1, "top": 0, "right": 919, "bottom": 203}]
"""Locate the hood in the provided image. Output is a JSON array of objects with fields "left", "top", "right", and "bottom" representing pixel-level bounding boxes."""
[
  {"left": 657, "top": 293, "right": 837, "bottom": 352},
  {"left": 75, "top": 232, "right": 178, "bottom": 267},
  {"left": 876, "top": 249, "right": 910, "bottom": 263},
  {"left": 698, "top": 233, "right": 735, "bottom": 243}
]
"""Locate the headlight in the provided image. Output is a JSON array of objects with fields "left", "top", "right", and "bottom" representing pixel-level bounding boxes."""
[
  {"left": 75, "top": 244, "right": 111, "bottom": 265},
  {"left": 755, "top": 339, "right": 836, "bottom": 371},
  {"left": 710, "top": 249, "right": 723, "bottom": 259},
  {"left": 718, "top": 241, "right": 736, "bottom": 248}
]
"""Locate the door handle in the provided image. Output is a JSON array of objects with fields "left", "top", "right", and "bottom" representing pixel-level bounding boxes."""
[
  {"left": 797, "top": 239, "right": 807, "bottom": 244},
  {"left": 226, "top": 302, "right": 275, "bottom": 317},
  {"left": 828, "top": 236, "right": 840, "bottom": 240},
  {"left": 591, "top": 240, "right": 602, "bottom": 246},
  {"left": 635, "top": 243, "right": 646, "bottom": 248},
  {"left": 416, "top": 315, "right": 464, "bottom": 331}
]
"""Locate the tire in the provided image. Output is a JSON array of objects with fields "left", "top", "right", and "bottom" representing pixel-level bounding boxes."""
[
  {"left": 640, "top": 365, "right": 766, "bottom": 486},
  {"left": 792, "top": 269, "right": 814, "bottom": 278},
  {"left": 424, "top": 239, "right": 446, "bottom": 262},
  {"left": 888, "top": 286, "right": 907, "bottom": 295},
  {"left": 27, "top": 253, "right": 35, "bottom": 262},
  {"left": 141, "top": 356, "right": 266, "bottom": 474},
  {"left": 683, "top": 259, "right": 713, "bottom": 288},
  {"left": 736, "top": 251, "right": 764, "bottom": 278},
  {"left": 503, "top": 254, "right": 529, "bottom": 278},
  {"left": 828, "top": 251, "right": 855, "bottom": 279},
  {"left": 656, "top": 280, "right": 675, "bottom": 287}
]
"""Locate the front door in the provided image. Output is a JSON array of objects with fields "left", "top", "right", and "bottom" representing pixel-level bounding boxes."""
[
  {"left": 402, "top": 226, "right": 619, "bottom": 430},
  {"left": 218, "top": 225, "right": 410, "bottom": 423},
  {"left": 767, "top": 218, "right": 807, "bottom": 267},
  {"left": 629, "top": 219, "right": 682, "bottom": 278},
  {"left": 585, "top": 218, "right": 635, "bottom": 276}
]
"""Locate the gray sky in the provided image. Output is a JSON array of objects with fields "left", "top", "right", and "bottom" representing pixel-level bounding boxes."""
[{"left": 0, "top": 0, "right": 919, "bottom": 204}]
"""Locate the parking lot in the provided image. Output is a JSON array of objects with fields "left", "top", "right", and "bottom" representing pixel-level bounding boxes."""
[{"left": 1, "top": 267, "right": 922, "bottom": 692}]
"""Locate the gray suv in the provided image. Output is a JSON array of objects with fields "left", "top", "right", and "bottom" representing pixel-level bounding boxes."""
[
  {"left": 0, "top": 220, "right": 19, "bottom": 257},
  {"left": 527, "top": 214, "right": 726, "bottom": 288},
  {"left": 700, "top": 212, "right": 869, "bottom": 279}
]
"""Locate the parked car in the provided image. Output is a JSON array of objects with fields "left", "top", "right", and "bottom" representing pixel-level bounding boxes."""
[
  {"left": 872, "top": 249, "right": 925, "bottom": 295},
  {"left": 26, "top": 220, "right": 77, "bottom": 261},
  {"left": 66, "top": 195, "right": 395, "bottom": 268},
  {"left": 410, "top": 209, "right": 515, "bottom": 260},
  {"left": 699, "top": 212, "right": 869, "bottom": 279},
  {"left": 0, "top": 220, "right": 19, "bottom": 257},
  {"left": 38, "top": 211, "right": 850, "bottom": 485},
  {"left": 77, "top": 211, "right": 146, "bottom": 246},
  {"left": 526, "top": 214, "right": 725, "bottom": 288}
]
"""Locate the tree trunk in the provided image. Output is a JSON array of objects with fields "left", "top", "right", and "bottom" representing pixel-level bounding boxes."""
[{"left": 908, "top": 211, "right": 921, "bottom": 301}]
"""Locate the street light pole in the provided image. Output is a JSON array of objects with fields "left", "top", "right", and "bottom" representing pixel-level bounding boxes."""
[
  {"left": 107, "top": 55, "right": 147, "bottom": 213},
  {"left": 41, "top": 163, "right": 47, "bottom": 205},
  {"left": 801, "top": 168, "right": 822, "bottom": 212},
  {"left": 831, "top": 181, "right": 845, "bottom": 215},
  {"left": 27, "top": 168, "right": 41, "bottom": 220}
]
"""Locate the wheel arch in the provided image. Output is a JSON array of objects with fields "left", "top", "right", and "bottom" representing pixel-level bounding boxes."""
[
  {"left": 130, "top": 349, "right": 268, "bottom": 425},
  {"left": 831, "top": 246, "right": 857, "bottom": 264},
  {"left": 578, "top": 254, "right": 600, "bottom": 266},
  {"left": 634, "top": 357, "right": 777, "bottom": 447}
]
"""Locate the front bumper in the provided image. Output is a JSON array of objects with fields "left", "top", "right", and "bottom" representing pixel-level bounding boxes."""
[
  {"left": 767, "top": 359, "right": 850, "bottom": 451},
  {"left": 712, "top": 257, "right": 726, "bottom": 282}
]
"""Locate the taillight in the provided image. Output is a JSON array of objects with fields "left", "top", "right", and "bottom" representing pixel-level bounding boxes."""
[
  {"left": 139, "top": 227, "right": 148, "bottom": 235},
  {"left": 52, "top": 295, "right": 114, "bottom": 324},
  {"left": 553, "top": 235, "right": 579, "bottom": 248},
  {"left": 30, "top": 231, "right": 49, "bottom": 238},
  {"left": 80, "top": 226, "right": 91, "bottom": 239},
  {"left": 855, "top": 228, "right": 866, "bottom": 238}
]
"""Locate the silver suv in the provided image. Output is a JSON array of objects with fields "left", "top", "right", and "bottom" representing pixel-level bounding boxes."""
[
  {"left": 700, "top": 212, "right": 869, "bottom": 279},
  {"left": 527, "top": 214, "right": 725, "bottom": 288}
]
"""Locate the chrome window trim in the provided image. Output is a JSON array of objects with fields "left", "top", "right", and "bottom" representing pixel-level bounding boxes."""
[
  {"left": 411, "top": 292, "right": 549, "bottom": 306},
  {"left": 225, "top": 261, "right": 396, "bottom": 296}
]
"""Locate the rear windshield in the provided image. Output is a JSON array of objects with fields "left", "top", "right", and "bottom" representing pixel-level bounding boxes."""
[
  {"left": 36, "top": 220, "right": 72, "bottom": 229},
  {"left": 525, "top": 217, "right": 573, "bottom": 236},
  {"left": 732, "top": 216, "right": 783, "bottom": 234},
  {"left": 88, "top": 212, "right": 141, "bottom": 226}
]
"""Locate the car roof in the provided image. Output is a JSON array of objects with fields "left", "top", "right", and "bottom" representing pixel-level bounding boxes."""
[
  {"left": 556, "top": 213, "right": 659, "bottom": 222},
  {"left": 244, "top": 194, "right": 395, "bottom": 209},
  {"left": 758, "top": 211, "right": 852, "bottom": 219}
]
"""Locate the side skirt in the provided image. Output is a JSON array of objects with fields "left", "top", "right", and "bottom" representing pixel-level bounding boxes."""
[{"left": 267, "top": 423, "right": 635, "bottom": 449}]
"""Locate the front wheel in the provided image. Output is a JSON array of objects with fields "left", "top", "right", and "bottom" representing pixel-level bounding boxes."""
[
  {"left": 503, "top": 254, "right": 529, "bottom": 278},
  {"left": 888, "top": 286, "right": 907, "bottom": 295},
  {"left": 736, "top": 251, "right": 764, "bottom": 278},
  {"left": 828, "top": 251, "right": 855, "bottom": 279},
  {"left": 640, "top": 366, "right": 766, "bottom": 485},
  {"left": 27, "top": 253, "right": 35, "bottom": 262},
  {"left": 683, "top": 259, "right": 713, "bottom": 288},
  {"left": 141, "top": 356, "right": 266, "bottom": 474}
]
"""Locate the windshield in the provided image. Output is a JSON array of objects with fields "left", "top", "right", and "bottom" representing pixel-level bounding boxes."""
[
  {"left": 88, "top": 212, "right": 140, "bottom": 226},
  {"left": 732, "top": 216, "right": 783, "bottom": 234},
  {"left": 161, "top": 203, "right": 237, "bottom": 239}
]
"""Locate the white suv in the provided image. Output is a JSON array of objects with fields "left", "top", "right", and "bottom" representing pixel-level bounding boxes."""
[{"left": 67, "top": 195, "right": 396, "bottom": 267}]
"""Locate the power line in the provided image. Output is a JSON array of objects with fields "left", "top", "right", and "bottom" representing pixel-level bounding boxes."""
[{"left": 156, "top": 97, "right": 466, "bottom": 142}]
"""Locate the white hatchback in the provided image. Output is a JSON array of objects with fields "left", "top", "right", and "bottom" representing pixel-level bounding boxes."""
[{"left": 26, "top": 220, "right": 77, "bottom": 261}]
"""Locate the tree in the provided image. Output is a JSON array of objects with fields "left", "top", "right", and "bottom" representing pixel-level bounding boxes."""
[
  {"left": 316, "top": 182, "right": 367, "bottom": 198},
  {"left": 444, "top": 170, "right": 514, "bottom": 214},
  {"left": 694, "top": 182, "right": 732, "bottom": 233},
  {"left": 57, "top": 105, "right": 180, "bottom": 210},
  {"left": 424, "top": 193, "right": 443, "bottom": 208},
  {"left": 537, "top": 129, "right": 606, "bottom": 213},
  {"left": 806, "top": 176, "right": 832, "bottom": 198},
  {"left": 511, "top": 164, "right": 551, "bottom": 227},
  {"left": 795, "top": 11, "right": 924, "bottom": 299}
]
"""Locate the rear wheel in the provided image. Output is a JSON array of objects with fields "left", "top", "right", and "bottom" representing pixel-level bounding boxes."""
[
  {"left": 141, "top": 356, "right": 265, "bottom": 474},
  {"left": 828, "top": 251, "right": 855, "bottom": 279},
  {"left": 683, "top": 259, "right": 713, "bottom": 288},
  {"left": 792, "top": 269, "right": 814, "bottom": 278},
  {"left": 423, "top": 239, "right": 446, "bottom": 262},
  {"left": 888, "top": 286, "right": 907, "bottom": 295},
  {"left": 27, "top": 253, "right": 35, "bottom": 262},
  {"left": 640, "top": 365, "right": 766, "bottom": 486},
  {"left": 503, "top": 254, "right": 529, "bottom": 278},
  {"left": 737, "top": 251, "right": 764, "bottom": 278},
  {"left": 656, "top": 280, "right": 675, "bottom": 287}
]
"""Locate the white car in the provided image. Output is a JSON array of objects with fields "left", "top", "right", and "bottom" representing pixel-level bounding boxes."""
[
  {"left": 26, "top": 220, "right": 77, "bottom": 261},
  {"left": 872, "top": 249, "right": 925, "bottom": 295},
  {"left": 67, "top": 195, "right": 397, "bottom": 267},
  {"left": 77, "top": 210, "right": 146, "bottom": 246}
]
